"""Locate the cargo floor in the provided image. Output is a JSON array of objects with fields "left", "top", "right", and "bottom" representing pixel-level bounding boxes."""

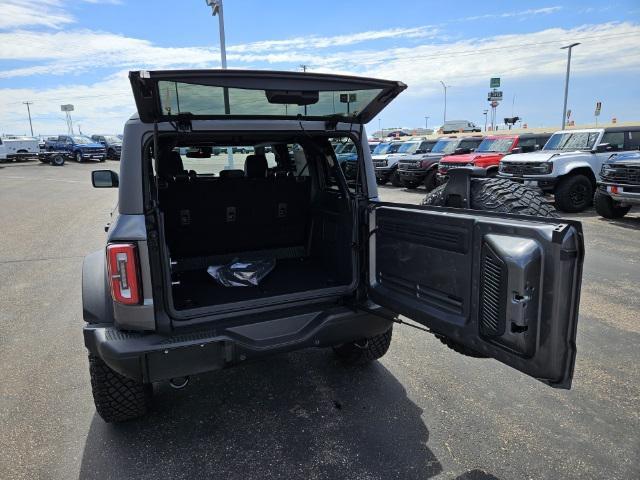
[{"left": 171, "top": 257, "right": 350, "bottom": 310}]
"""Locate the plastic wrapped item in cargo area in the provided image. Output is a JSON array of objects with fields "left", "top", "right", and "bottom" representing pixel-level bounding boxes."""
[{"left": 207, "top": 258, "right": 276, "bottom": 287}]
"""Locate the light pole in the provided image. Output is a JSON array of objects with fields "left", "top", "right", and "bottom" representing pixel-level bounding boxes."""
[
  {"left": 378, "top": 118, "right": 382, "bottom": 138},
  {"left": 440, "top": 81, "right": 449, "bottom": 125},
  {"left": 23, "top": 101, "right": 34, "bottom": 136},
  {"left": 483, "top": 110, "right": 488, "bottom": 132},
  {"left": 561, "top": 42, "right": 580, "bottom": 130},
  {"left": 424, "top": 116, "right": 430, "bottom": 131},
  {"left": 205, "top": 0, "right": 234, "bottom": 168}
]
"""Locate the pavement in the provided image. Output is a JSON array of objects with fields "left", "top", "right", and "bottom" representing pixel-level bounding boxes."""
[{"left": 0, "top": 158, "right": 638, "bottom": 480}]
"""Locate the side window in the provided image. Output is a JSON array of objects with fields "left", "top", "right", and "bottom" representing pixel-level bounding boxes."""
[
  {"left": 602, "top": 132, "right": 625, "bottom": 150},
  {"left": 327, "top": 137, "right": 357, "bottom": 192},
  {"left": 624, "top": 130, "right": 640, "bottom": 150}
]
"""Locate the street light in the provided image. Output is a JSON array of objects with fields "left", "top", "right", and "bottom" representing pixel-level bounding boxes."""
[
  {"left": 205, "top": 0, "right": 234, "bottom": 168},
  {"left": 483, "top": 110, "right": 488, "bottom": 132},
  {"left": 424, "top": 116, "right": 430, "bottom": 130},
  {"left": 560, "top": 42, "right": 580, "bottom": 130},
  {"left": 439, "top": 81, "right": 449, "bottom": 124}
]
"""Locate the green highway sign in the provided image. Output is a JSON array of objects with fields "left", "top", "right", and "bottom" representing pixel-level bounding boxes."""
[{"left": 490, "top": 77, "right": 500, "bottom": 88}]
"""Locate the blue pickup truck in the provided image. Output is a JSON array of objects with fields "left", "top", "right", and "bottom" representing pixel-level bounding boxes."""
[{"left": 45, "top": 135, "right": 107, "bottom": 162}]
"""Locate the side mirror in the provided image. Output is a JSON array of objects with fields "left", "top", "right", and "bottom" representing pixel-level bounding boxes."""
[
  {"left": 92, "top": 170, "right": 119, "bottom": 188},
  {"left": 454, "top": 147, "right": 471, "bottom": 155},
  {"left": 415, "top": 149, "right": 425, "bottom": 154},
  {"left": 510, "top": 147, "right": 522, "bottom": 154},
  {"left": 594, "top": 143, "right": 610, "bottom": 153}
]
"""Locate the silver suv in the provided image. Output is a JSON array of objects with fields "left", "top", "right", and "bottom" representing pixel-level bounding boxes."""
[
  {"left": 498, "top": 127, "right": 640, "bottom": 212},
  {"left": 84, "top": 70, "right": 584, "bottom": 422}
]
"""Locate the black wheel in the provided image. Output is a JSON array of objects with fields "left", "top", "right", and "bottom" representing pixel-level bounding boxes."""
[
  {"left": 88, "top": 354, "right": 152, "bottom": 423},
  {"left": 423, "top": 169, "right": 438, "bottom": 191},
  {"left": 99, "top": 156, "right": 106, "bottom": 162},
  {"left": 376, "top": 176, "right": 388, "bottom": 185},
  {"left": 333, "top": 328, "right": 393, "bottom": 365},
  {"left": 554, "top": 174, "right": 594, "bottom": 213},
  {"left": 390, "top": 170, "right": 402, "bottom": 187},
  {"left": 75, "top": 151, "right": 83, "bottom": 163},
  {"left": 422, "top": 177, "right": 557, "bottom": 217},
  {"left": 107, "top": 148, "right": 115, "bottom": 159},
  {"left": 594, "top": 190, "right": 631, "bottom": 219},
  {"left": 404, "top": 181, "right": 418, "bottom": 189},
  {"left": 51, "top": 154, "right": 65, "bottom": 166}
]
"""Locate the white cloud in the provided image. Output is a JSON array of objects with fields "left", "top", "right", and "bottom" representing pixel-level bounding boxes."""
[
  {"left": 463, "top": 6, "right": 563, "bottom": 22},
  {"left": 1, "top": 21, "right": 639, "bottom": 134},
  {"left": 0, "top": 0, "right": 122, "bottom": 30}
]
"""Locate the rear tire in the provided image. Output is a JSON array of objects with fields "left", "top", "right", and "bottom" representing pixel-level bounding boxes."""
[
  {"left": 423, "top": 169, "right": 438, "bottom": 191},
  {"left": 333, "top": 328, "right": 393, "bottom": 365},
  {"left": 594, "top": 190, "right": 631, "bottom": 219},
  {"left": 88, "top": 354, "right": 151, "bottom": 423},
  {"left": 554, "top": 174, "right": 593, "bottom": 213},
  {"left": 422, "top": 177, "right": 557, "bottom": 217}
]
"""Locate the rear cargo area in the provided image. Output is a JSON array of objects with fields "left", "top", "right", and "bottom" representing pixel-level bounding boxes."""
[{"left": 154, "top": 140, "right": 355, "bottom": 313}]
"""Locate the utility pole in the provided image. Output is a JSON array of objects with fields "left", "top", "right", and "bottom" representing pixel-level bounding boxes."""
[
  {"left": 23, "top": 101, "right": 34, "bottom": 136},
  {"left": 378, "top": 118, "right": 382, "bottom": 138},
  {"left": 483, "top": 110, "right": 488, "bottom": 132},
  {"left": 440, "top": 81, "right": 449, "bottom": 124},
  {"left": 561, "top": 42, "right": 580, "bottom": 130},
  {"left": 300, "top": 64, "right": 308, "bottom": 72},
  {"left": 205, "top": 0, "right": 233, "bottom": 168}
]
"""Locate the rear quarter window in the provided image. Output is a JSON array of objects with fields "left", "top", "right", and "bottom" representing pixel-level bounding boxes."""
[{"left": 602, "top": 132, "right": 625, "bottom": 150}]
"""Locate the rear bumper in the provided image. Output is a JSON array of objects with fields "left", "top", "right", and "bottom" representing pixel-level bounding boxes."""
[{"left": 84, "top": 304, "right": 393, "bottom": 382}]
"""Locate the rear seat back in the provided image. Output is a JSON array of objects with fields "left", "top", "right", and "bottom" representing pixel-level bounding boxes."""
[{"left": 160, "top": 172, "right": 311, "bottom": 259}]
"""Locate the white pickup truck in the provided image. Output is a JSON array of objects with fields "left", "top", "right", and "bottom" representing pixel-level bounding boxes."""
[
  {"left": 0, "top": 136, "right": 40, "bottom": 162},
  {"left": 498, "top": 127, "right": 640, "bottom": 212}
]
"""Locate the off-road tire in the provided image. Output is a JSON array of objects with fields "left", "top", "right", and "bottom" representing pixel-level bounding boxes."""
[
  {"left": 423, "top": 169, "right": 438, "bottom": 191},
  {"left": 422, "top": 178, "right": 557, "bottom": 357},
  {"left": 333, "top": 328, "right": 393, "bottom": 365},
  {"left": 88, "top": 354, "right": 151, "bottom": 423},
  {"left": 594, "top": 190, "right": 631, "bottom": 219},
  {"left": 390, "top": 170, "right": 402, "bottom": 187},
  {"left": 554, "top": 174, "right": 593, "bottom": 213},
  {"left": 422, "top": 177, "right": 558, "bottom": 217},
  {"left": 404, "top": 181, "right": 419, "bottom": 189}
]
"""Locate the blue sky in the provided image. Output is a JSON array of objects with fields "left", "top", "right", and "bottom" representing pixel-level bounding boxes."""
[{"left": 1, "top": 0, "right": 639, "bottom": 135}]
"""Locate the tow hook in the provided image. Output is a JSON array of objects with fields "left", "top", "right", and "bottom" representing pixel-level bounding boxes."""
[{"left": 169, "top": 376, "right": 190, "bottom": 389}]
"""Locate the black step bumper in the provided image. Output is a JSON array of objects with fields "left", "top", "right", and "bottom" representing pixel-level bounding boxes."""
[{"left": 84, "top": 305, "right": 393, "bottom": 383}]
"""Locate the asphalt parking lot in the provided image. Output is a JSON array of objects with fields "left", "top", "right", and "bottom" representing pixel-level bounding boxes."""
[{"left": 1, "top": 159, "right": 638, "bottom": 480}]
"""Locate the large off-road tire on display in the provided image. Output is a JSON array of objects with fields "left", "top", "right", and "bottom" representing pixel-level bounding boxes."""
[
  {"left": 390, "top": 170, "right": 402, "bottom": 187},
  {"left": 88, "top": 354, "right": 152, "bottom": 423},
  {"left": 594, "top": 190, "right": 631, "bottom": 219},
  {"left": 422, "top": 178, "right": 557, "bottom": 358},
  {"left": 422, "top": 177, "right": 558, "bottom": 217},
  {"left": 423, "top": 169, "right": 438, "bottom": 191},
  {"left": 553, "top": 174, "right": 594, "bottom": 213},
  {"left": 333, "top": 328, "right": 393, "bottom": 365}
]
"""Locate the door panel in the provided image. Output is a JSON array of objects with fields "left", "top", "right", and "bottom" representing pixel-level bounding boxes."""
[{"left": 368, "top": 204, "right": 584, "bottom": 389}]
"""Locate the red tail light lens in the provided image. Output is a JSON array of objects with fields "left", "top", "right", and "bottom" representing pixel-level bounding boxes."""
[{"left": 106, "top": 243, "right": 140, "bottom": 305}]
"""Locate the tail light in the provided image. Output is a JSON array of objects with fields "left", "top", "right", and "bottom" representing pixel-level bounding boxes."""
[{"left": 106, "top": 243, "right": 141, "bottom": 305}]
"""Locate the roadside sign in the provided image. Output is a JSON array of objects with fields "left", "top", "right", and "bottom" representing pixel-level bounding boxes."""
[
  {"left": 488, "top": 91, "right": 503, "bottom": 101},
  {"left": 595, "top": 101, "right": 602, "bottom": 116},
  {"left": 60, "top": 104, "right": 74, "bottom": 112},
  {"left": 567, "top": 109, "right": 572, "bottom": 120},
  {"left": 490, "top": 77, "right": 500, "bottom": 88}
]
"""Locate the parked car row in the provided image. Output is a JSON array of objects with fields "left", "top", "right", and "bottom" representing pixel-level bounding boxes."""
[{"left": 335, "top": 125, "right": 640, "bottom": 214}]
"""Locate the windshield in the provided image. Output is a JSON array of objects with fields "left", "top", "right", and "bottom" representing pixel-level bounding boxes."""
[
  {"left": 476, "top": 137, "right": 515, "bottom": 153},
  {"left": 72, "top": 136, "right": 93, "bottom": 144},
  {"left": 431, "top": 139, "right": 458, "bottom": 154},
  {"left": 544, "top": 132, "right": 600, "bottom": 151},
  {"left": 397, "top": 142, "right": 420, "bottom": 154},
  {"left": 373, "top": 142, "right": 402, "bottom": 155},
  {"left": 368, "top": 143, "right": 379, "bottom": 152},
  {"left": 158, "top": 81, "right": 383, "bottom": 119}
]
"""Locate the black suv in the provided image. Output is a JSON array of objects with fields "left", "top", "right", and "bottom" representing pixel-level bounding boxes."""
[{"left": 84, "top": 70, "right": 584, "bottom": 422}]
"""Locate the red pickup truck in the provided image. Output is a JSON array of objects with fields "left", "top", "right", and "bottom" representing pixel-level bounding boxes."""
[{"left": 438, "top": 133, "right": 551, "bottom": 177}]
